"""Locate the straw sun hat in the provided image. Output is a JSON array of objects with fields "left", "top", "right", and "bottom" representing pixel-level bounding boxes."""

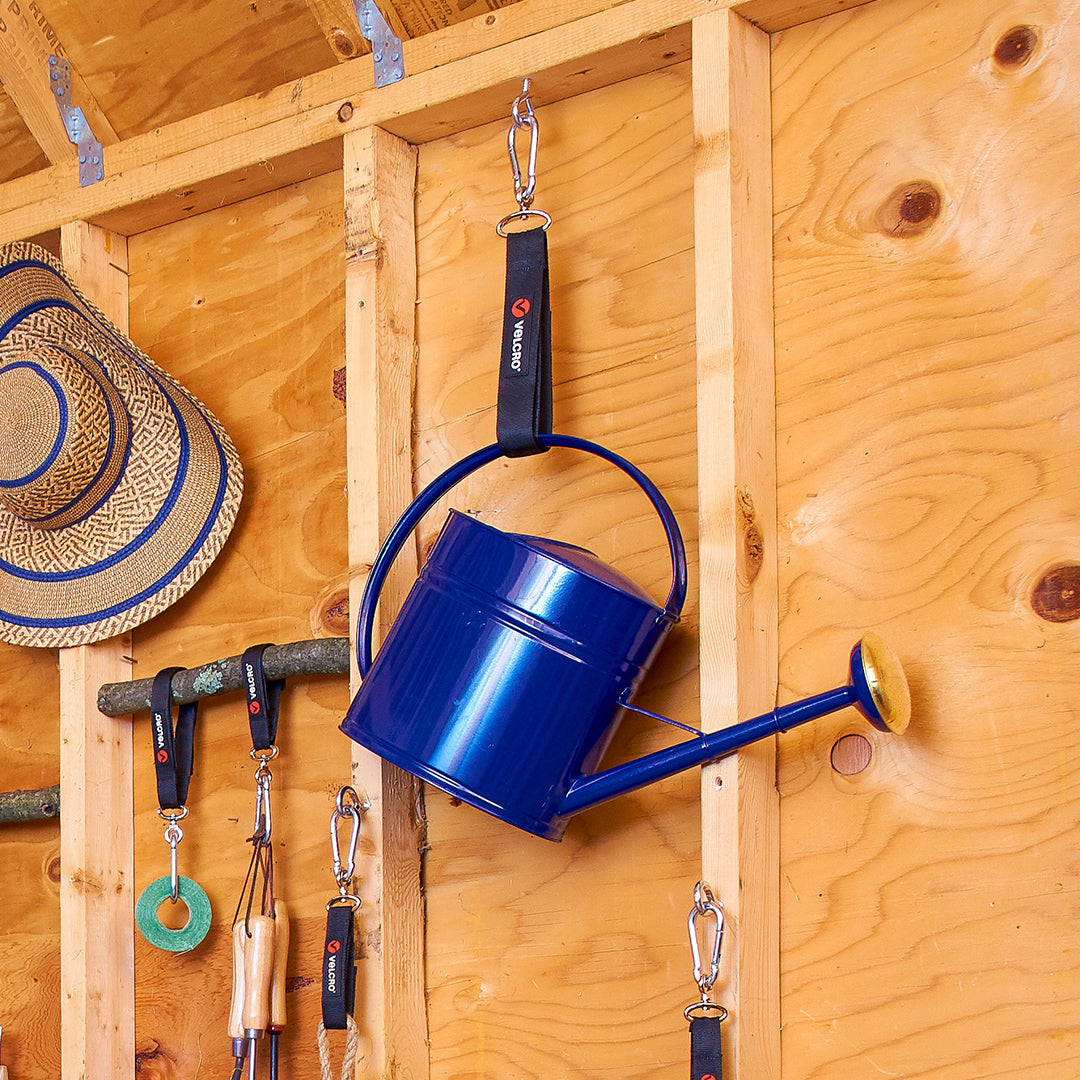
[{"left": 0, "top": 241, "right": 243, "bottom": 647}]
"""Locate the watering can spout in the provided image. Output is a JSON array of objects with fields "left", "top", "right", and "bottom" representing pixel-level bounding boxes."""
[{"left": 558, "top": 633, "right": 910, "bottom": 819}]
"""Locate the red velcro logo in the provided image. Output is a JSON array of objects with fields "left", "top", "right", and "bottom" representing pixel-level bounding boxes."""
[
  {"left": 248, "top": 700, "right": 261, "bottom": 714},
  {"left": 156, "top": 749, "right": 169, "bottom": 764},
  {"left": 327, "top": 940, "right": 341, "bottom": 954},
  {"left": 511, "top": 297, "right": 530, "bottom": 317}
]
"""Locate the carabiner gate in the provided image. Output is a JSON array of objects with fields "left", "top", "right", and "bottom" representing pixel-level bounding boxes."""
[
  {"left": 330, "top": 785, "right": 366, "bottom": 894},
  {"left": 688, "top": 880, "right": 724, "bottom": 995}
]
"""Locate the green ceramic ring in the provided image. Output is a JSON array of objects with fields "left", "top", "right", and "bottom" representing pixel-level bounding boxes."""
[{"left": 135, "top": 876, "right": 212, "bottom": 952}]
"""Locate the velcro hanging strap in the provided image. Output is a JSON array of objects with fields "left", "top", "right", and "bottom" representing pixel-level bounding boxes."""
[
  {"left": 150, "top": 666, "right": 198, "bottom": 811},
  {"left": 321, "top": 903, "right": 358, "bottom": 1029},
  {"left": 689, "top": 1015, "right": 723, "bottom": 1080},
  {"left": 496, "top": 226, "right": 552, "bottom": 457},
  {"left": 242, "top": 644, "right": 284, "bottom": 752}
]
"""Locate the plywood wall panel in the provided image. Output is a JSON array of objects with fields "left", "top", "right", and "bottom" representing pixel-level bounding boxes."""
[
  {"left": 771, "top": 0, "right": 1080, "bottom": 1076},
  {"left": 125, "top": 170, "right": 350, "bottom": 1079},
  {"left": 415, "top": 65, "right": 701, "bottom": 1080}
]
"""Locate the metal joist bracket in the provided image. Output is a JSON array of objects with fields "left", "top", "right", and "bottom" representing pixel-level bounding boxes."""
[
  {"left": 48, "top": 54, "right": 104, "bottom": 186},
  {"left": 353, "top": 1, "right": 404, "bottom": 87}
]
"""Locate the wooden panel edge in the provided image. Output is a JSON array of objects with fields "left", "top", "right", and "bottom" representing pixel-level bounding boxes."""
[
  {"left": 693, "top": 11, "right": 779, "bottom": 1080},
  {"left": 343, "top": 125, "right": 428, "bottom": 1079}
]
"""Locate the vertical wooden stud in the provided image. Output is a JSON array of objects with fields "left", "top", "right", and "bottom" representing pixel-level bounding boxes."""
[
  {"left": 343, "top": 125, "right": 429, "bottom": 1079},
  {"left": 57, "top": 221, "right": 135, "bottom": 1080},
  {"left": 693, "top": 11, "right": 779, "bottom": 1080}
]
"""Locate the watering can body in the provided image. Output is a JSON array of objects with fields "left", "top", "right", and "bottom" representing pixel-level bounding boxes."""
[
  {"left": 340, "top": 435, "right": 688, "bottom": 841},
  {"left": 343, "top": 507, "right": 677, "bottom": 839}
]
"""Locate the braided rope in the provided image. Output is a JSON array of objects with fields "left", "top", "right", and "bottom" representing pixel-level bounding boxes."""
[{"left": 317, "top": 1015, "right": 360, "bottom": 1080}]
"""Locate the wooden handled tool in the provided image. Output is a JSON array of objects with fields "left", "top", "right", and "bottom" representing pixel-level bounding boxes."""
[
  {"left": 268, "top": 900, "right": 289, "bottom": 1080},
  {"left": 242, "top": 915, "right": 276, "bottom": 1037},
  {"left": 228, "top": 921, "right": 248, "bottom": 1042},
  {"left": 269, "top": 899, "right": 289, "bottom": 1030}
]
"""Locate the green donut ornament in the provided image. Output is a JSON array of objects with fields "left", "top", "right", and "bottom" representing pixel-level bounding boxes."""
[{"left": 135, "top": 875, "right": 212, "bottom": 952}]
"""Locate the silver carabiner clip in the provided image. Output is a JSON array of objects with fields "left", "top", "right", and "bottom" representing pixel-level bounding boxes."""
[
  {"left": 251, "top": 767, "right": 272, "bottom": 846},
  {"left": 329, "top": 785, "right": 367, "bottom": 902},
  {"left": 508, "top": 77, "right": 538, "bottom": 211},
  {"left": 497, "top": 78, "right": 552, "bottom": 236},
  {"left": 688, "top": 880, "right": 724, "bottom": 995}
]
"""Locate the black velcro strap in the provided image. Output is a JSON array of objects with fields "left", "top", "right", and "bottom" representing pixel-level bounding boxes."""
[
  {"left": 321, "top": 903, "right": 357, "bottom": 1029},
  {"left": 242, "top": 644, "right": 284, "bottom": 752},
  {"left": 690, "top": 1015, "right": 723, "bottom": 1080},
  {"left": 496, "top": 226, "right": 552, "bottom": 457},
  {"left": 150, "top": 667, "right": 198, "bottom": 811}
]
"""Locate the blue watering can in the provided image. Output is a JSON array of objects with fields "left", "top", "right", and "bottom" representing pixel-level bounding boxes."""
[{"left": 340, "top": 435, "right": 910, "bottom": 840}]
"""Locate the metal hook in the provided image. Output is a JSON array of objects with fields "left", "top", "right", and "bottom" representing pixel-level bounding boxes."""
[
  {"left": 507, "top": 77, "right": 538, "bottom": 211},
  {"left": 162, "top": 814, "right": 184, "bottom": 903},
  {"left": 688, "top": 880, "right": 724, "bottom": 995},
  {"left": 330, "top": 785, "right": 366, "bottom": 896},
  {"left": 251, "top": 767, "right": 273, "bottom": 846}
]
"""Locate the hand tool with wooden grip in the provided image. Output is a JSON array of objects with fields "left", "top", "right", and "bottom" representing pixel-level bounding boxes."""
[
  {"left": 242, "top": 915, "right": 276, "bottom": 1080},
  {"left": 268, "top": 900, "right": 289, "bottom": 1080}
]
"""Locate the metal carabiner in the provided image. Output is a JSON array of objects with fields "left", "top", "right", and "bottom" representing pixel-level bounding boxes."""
[
  {"left": 330, "top": 785, "right": 366, "bottom": 895},
  {"left": 251, "top": 766, "right": 273, "bottom": 846},
  {"left": 688, "top": 880, "right": 724, "bottom": 995},
  {"left": 507, "top": 77, "right": 539, "bottom": 211}
]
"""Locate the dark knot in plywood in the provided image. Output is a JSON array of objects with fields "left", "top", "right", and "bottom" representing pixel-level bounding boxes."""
[
  {"left": 876, "top": 181, "right": 942, "bottom": 238},
  {"left": 1031, "top": 563, "right": 1080, "bottom": 622},
  {"left": 994, "top": 25, "right": 1039, "bottom": 69}
]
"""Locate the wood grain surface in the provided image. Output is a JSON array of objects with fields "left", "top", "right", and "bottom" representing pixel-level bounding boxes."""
[
  {"left": 415, "top": 64, "right": 702, "bottom": 1080},
  {"left": 772, "top": 0, "right": 1080, "bottom": 1076}
]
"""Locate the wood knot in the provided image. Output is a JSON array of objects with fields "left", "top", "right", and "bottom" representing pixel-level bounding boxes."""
[
  {"left": 318, "top": 588, "right": 350, "bottom": 637},
  {"left": 333, "top": 366, "right": 346, "bottom": 405},
  {"left": 330, "top": 29, "right": 358, "bottom": 58},
  {"left": 736, "top": 488, "right": 764, "bottom": 584},
  {"left": 994, "top": 25, "right": 1039, "bottom": 69},
  {"left": 876, "top": 181, "right": 942, "bottom": 238},
  {"left": 1030, "top": 563, "right": 1080, "bottom": 622}
]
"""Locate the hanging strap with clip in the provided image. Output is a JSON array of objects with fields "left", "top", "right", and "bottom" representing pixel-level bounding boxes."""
[
  {"left": 150, "top": 666, "right": 198, "bottom": 812},
  {"left": 496, "top": 78, "right": 553, "bottom": 458},
  {"left": 321, "top": 786, "right": 364, "bottom": 1030},
  {"left": 242, "top": 644, "right": 285, "bottom": 753}
]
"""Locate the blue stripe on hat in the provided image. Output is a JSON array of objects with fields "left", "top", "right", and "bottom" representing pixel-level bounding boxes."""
[{"left": 0, "top": 360, "right": 68, "bottom": 486}]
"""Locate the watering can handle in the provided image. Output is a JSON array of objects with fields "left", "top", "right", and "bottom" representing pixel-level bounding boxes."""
[{"left": 357, "top": 434, "right": 688, "bottom": 674}]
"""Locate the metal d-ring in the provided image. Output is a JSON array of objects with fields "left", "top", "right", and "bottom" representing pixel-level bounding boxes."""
[
  {"left": 496, "top": 208, "right": 553, "bottom": 236},
  {"left": 683, "top": 999, "right": 729, "bottom": 1023}
]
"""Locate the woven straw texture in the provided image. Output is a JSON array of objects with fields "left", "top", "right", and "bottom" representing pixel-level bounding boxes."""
[{"left": 0, "top": 241, "right": 243, "bottom": 647}]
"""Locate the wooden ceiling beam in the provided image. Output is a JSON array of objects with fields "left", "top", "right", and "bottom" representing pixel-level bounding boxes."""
[
  {"left": 304, "top": 0, "right": 411, "bottom": 63},
  {"left": 0, "top": 7, "right": 116, "bottom": 164}
]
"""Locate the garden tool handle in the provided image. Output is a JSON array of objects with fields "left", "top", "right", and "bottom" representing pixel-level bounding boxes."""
[
  {"left": 270, "top": 900, "right": 290, "bottom": 1029},
  {"left": 357, "top": 434, "right": 688, "bottom": 673},
  {"left": 228, "top": 921, "right": 248, "bottom": 1040},
  {"left": 242, "top": 916, "right": 276, "bottom": 1034}
]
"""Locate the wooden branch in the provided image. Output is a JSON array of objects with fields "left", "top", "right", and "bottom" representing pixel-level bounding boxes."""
[
  {"left": 0, "top": 784, "right": 60, "bottom": 823},
  {"left": 96, "top": 637, "right": 350, "bottom": 716}
]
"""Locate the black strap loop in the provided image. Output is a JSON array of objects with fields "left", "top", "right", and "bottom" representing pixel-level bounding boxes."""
[
  {"left": 149, "top": 666, "right": 198, "bottom": 811},
  {"left": 690, "top": 1015, "right": 723, "bottom": 1080},
  {"left": 321, "top": 903, "right": 358, "bottom": 1029},
  {"left": 496, "top": 226, "right": 552, "bottom": 457},
  {"left": 242, "top": 644, "right": 284, "bottom": 752}
]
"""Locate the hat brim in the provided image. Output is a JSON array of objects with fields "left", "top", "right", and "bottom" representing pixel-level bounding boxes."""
[{"left": 0, "top": 243, "right": 243, "bottom": 647}]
